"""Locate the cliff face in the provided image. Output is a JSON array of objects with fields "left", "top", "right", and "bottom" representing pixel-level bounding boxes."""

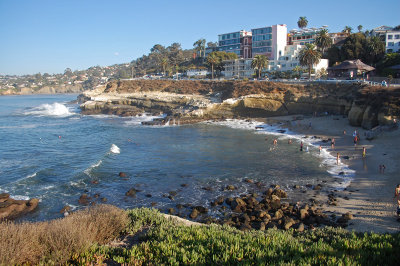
[
  {"left": 0, "top": 84, "right": 84, "bottom": 96},
  {"left": 79, "top": 80, "right": 400, "bottom": 129}
]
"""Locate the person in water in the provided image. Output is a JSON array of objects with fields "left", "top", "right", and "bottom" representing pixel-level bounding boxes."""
[
  {"left": 300, "top": 141, "right": 303, "bottom": 151},
  {"left": 362, "top": 147, "right": 366, "bottom": 158},
  {"left": 331, "top": 138, "right": 335, "bottom": 149}
]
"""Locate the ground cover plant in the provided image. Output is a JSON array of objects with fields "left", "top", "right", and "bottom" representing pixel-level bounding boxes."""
[
  {"left": 73, "top": 208, "right": 400, "bottom": 265},
  {"left": 1, "top": 206, "right": 400, "bottom": 265}
]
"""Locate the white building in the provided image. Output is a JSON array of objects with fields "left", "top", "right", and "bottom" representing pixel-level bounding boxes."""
[
  {"left": 222, "top": 59, "right": 254, "bottom": 78},
  {"left": 186, "top": 69, "right": 209, "bottom": 77},
  {"left": 223, "top": 44, "right": 329, "bottom": 78},
  {"left": 372, "top": 26, "right": 400, "bottom": 53}
]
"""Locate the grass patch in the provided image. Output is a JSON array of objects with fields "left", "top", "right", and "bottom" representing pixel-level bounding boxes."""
[
  {"left": 2, "top": 207, "right": 400, "bottom": 265},
  {"left": 0, "top": 204, "right": 128, "bottom": 265}
]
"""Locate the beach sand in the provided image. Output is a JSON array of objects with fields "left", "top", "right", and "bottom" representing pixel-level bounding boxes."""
[{"left": 267, "top": 115, "right": 400, "bottom": 233}]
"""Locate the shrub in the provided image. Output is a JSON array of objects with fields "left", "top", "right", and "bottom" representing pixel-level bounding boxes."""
[{"left": 0, "top": 204, "right": 128, "bottom": 265}]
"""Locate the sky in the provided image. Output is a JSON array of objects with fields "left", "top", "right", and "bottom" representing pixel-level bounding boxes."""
[{"left": 0, "top": 0, "right": 399, "bottom": 75}]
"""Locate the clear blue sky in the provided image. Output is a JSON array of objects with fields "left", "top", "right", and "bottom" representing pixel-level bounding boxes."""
[{"left": 0, "top": 0, "right": 399, "bottom": 75}]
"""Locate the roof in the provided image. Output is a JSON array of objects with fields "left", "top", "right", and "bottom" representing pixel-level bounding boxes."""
[{"left": 328, "top": 59, "right": 375, "bottom": 71}]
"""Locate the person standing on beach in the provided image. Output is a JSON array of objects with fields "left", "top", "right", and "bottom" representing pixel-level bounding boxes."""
[
  {"left": 273, "top": 139, "right": 277, "bottom": 146},
  {"left": 362, "top": 147, "right": 366, "bottom": 158},
  {"left": 336, "top": 152, "right": 340, "bottom": 164}
]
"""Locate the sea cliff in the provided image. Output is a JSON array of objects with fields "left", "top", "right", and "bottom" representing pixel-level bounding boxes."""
[{"left": 79, "top": 80, "right": 400, "bottom": 129}]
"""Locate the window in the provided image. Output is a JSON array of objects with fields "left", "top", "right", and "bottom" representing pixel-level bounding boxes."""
[
  {"left": 388, "top": 42, "right": 394, "bottom": 46},
  {"left": 388, "top": 35, "right": 393, "bottom": 39},
  {"left": 395, "top": 35, "right": 400, "bottom": 39}
]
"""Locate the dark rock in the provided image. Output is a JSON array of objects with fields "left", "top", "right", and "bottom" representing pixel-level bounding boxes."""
[
  {"left": 145, "top": 194, "right": 152, "bottom": 198},
  {"left": 168, "top": 195, "right": 174, "bottom": 201},
  {"left": 180, "top": 184, "right": 188, "bottom": 187},
  {"left": 313, "top": 185, "right": 322, "bottom": 190},
  {"left": 293, "top": 185, "right": 301, "bottom": 189},
  {"left": 190, "top": 209, "right": 199, "bottom": 219},
  {"left": 270, "top": 195, "right": 281, "bottom": 210},
  {"left": 119, "top": 172, "right": 127, "bottom": 177},
  {"left": 101, "top": 197, "right": 107, "bottom": 202},
  {"left": 202, "top": 186, "right": 213, "bottom": 191},
  {"left": 151, "top": 202, "right": 157, "bottom": 206},
  {"left": 176, "top": 204, "right": 183, "bottom": 209},
  {"left": 225, "top": 197, "right": 234, "bottom": 206},
  {"left": 299, "top": 208, "right": 308, "bottom": 220},
  {"left": 226, "top": 185, "right": 236, "bottom": 191},
  {"left": 168, "top": 208, "right": 175, "bottom": 215},
  {"left": 244, "top": 178, "right": 254, "bottom": 183},
  {"left": 231, "top": 198, "right": 246, "bottom": 212},
  {"left": 78, "top": 194, "right": 90, "bottom": 205},
  {"left": 0, "top": 193, "right": 10, "bottom": 202},
  {"left": 93, "top": 193, "right": 100, "bottom": 198},
  {"left": 297, "top": 223, "right": 305, "bottom": 232},
  {"left": 193, "top": 206, "right": 208, "bottom": 214},
  {"left": 60, "top": 205, "right": 71, "bottom": 214},
  {"left": 125, "top": 188, "right": 137, "bottom": 197},
  {"left": 284, "top": 217, "right": 295, "bottom": 230},
  {"left": 169, "top": 191, "right": 178, "bottom": 196}
]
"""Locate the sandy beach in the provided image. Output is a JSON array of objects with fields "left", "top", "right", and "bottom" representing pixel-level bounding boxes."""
[{"left": 267, "top": 114, "right": 400, "bottom": 233}]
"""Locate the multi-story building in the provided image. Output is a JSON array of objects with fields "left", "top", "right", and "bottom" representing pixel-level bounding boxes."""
[
  {"left": 371, "top": 26, "right": 400, "bottom": 53},
  {"left": 287, "top": 26, "right": 328, "bottom": 46},
  {"left": 251, "top": 24, "right": 287, "bottom": 60},
  {"left": 218, "top": 30, "right": 252, "bottom": 58},
  {"left": 222, "top": 59, "right": 254, "bottom": 78}
]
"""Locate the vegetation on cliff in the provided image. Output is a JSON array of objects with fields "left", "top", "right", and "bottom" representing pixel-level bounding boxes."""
[{"left": 2, "top": 206, "right": 399, "bottom": 265}]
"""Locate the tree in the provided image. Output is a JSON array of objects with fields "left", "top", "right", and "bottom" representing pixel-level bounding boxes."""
[
  {"left": 341, "top": 33, "right": 366, "bottom": 60},
  {"left": 206, "top": 42, "right": 218, "bottom": 48},
  {"left": 292, "top": 66, "right": 303, "bottom": 78},
  {"left": 160, "top": 57, "right": 169, "bottom": 76},
  {"left": 316, "top": 68, "right": 328, "bottom": 79},
  {"left": 207, "top": 52, "right": 219, "bottom": 79},
  {"left": 193, "top": 39, "right": 206, "bottom": 58},
  {"left": 251, "top": 55, "right": 269, "bottom": 79},
  {"left": 297, "top": 17, "right": 308, "bottom": 29},
  {"left": 326, "top": 46, "right": 341, "bottom": 66},
  {"left": 393, "top": 25, "right": 400, "bottom": 31},
  {"left": 299, "top": 43, "right": 321, "bottom": 79},
  {"left": 64, "top": 68, "right": 73, "bottom": 77},
  {"left": 315, "top": 29, "right": 332, "bottom": 55},
  {"left": 365, "top": 36, "right": 385, "bottom": 65},
  {"left": 342, "top": 26, "right": 353, "bottom": 34},
  {"left": 357, "top": 25, "right": 363, "bottom": 32}
]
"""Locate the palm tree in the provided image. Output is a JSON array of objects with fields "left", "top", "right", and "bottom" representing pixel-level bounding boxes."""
[
  {"left": 207, "top": 52, "right": 219, "bottom": 79},
  {"left": 342, "top": 26, "right": 352, "bottom": 34},
  {"left": 366, "top": 36, "right": 385, "bottom": 65},
  {"left": 357, "top": 25, "right": 363, "bottom": 32},
  {"left": 298, "top": 43, "right": 321, "bottom": 80},
  {"left": 160, "top": 57, "right": 169, "bottom": 76},
  {"left": 297, "top": 17, "right": 308, "bottom": 29},
  {"left": 193, "top": 39, "right": 206, "bottom": 58},
  {"left": 315, "top": 29, "right": 332, "bottom": 55},
  {"left": 251, "top": 55, "right": 269, "bottom": 79},
  {"left": 292, "top": 65, "right": 303, "bottom": 78}
]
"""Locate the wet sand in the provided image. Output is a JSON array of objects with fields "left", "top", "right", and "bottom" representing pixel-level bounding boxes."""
[{"left": 268, "top": 115, "right": 400, "bottom": 233}]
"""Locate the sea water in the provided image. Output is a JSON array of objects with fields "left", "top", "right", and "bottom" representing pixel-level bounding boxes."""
[{"left": 0, "top": 94, "right": 354, "bottom": 221}]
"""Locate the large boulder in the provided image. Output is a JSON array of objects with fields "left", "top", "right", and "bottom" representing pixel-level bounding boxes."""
[
  {"left": 231, "top": 198, "right": 247, "bottom": 212},
  {"left": 0, "top": 197, "right": 39, "bottom": 220},
  {"left": 348, "top": 103, "right": 365, "bottom": 127}
]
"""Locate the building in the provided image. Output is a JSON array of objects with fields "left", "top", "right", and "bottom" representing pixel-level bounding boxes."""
[
  {"left": 186, "top": 69, "right": 208, "bottom": 77},
  {"left": 328, "top": 59, "right": 375, "bottom": 78},
  {"left": 251, "top": 24, "right": 287, "bottom": 60},
  {"left": 268, "top": 45, "right": 328, "bottom": 73},
  {"left": 205, "top": 46, "right": 218, "bottom": 57},
  {"left": 218, "top": 30, "right": 252, "bottom": 58},
  {"left": 329, "top": 32, "right": 350, "bottom": 45},
  {"left": 371, "top": 26, "right": 400, "bottom": 53},
  {"left": 287, "top": 26, "right": 328, "bottom": 45},
  {"left": 222, "top": 59, "right": 254, "bottom": 78}
]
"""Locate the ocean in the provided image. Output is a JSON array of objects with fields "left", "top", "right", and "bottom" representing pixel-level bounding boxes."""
[{"left": 0, "top": 94, "right": 354, "bottom": 221}]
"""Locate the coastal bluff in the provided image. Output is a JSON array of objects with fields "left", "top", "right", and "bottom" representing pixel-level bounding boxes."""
[{"left": 78, "top": 80, "right": 400, "bottom": 129}]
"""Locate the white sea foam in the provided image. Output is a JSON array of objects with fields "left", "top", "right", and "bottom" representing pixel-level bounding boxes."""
[
  {"left": 208, "top": 119, "right": 355, "bottom": 189},
  {"left": 84, "top": 160, "right": 103, "bottom": 177},
  {"left": 26, "top": 172, "right": 37, "bottom": 179},
  {"left": 110, "top": 144, "right": 120, "bottom": 154},
  {"left": 124, "top": 113, "right": 167, "bottom": 126},
  {"left": 25, "top": 102, "right": 74, "bottom": 117},
  {"left": 11, "top": 195, "right": 30, "bottom": 200}
]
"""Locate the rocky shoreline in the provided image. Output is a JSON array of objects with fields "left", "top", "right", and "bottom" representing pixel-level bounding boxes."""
[
  {"left": 0, "top": 193, "right": 39, "bottom": 220},
  {"left": 78, "top": 80, "right": 400, "bottom": 129}
]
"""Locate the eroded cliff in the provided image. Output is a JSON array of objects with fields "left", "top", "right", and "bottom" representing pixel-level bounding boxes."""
[{"left": 79, "top": 80, "right": 400, "bottom": 129}]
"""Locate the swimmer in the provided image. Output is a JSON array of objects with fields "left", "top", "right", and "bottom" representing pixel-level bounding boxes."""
[
  {"left": 273, "top": 139, "right": 277, "bottom": 145},
  {"left": 336, "top": 152, "right": 340, "bottom": 165},
  {"left": 288, "top": 139, "right": 292, "bottom": 144},
  {"left": 306, "top": 146, "right": 309, "bottom": 152},
  {"left": 331, "top": 138, "right": 335, "bottom": 149},
  {"left": 319, "top": 145, "right": 322, "bottom": 154},
  {"left": 300, "top": 141, "right": 303, "bottom": 152}
]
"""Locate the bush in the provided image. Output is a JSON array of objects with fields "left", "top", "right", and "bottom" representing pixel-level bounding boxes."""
[{"left": 0, "top": 204, "right": 128, "bottom": 265}]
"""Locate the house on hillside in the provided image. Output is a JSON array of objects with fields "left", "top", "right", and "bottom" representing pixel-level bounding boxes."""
[{"left": 371, "top": 26, "right": 400, "bottom": 53}]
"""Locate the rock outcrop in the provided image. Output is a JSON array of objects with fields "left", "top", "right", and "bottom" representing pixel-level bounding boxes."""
[
  {"left": 78, "top": 80, "right": 400, "bottom": 129},
  {"left": 0, "top": 193, "right": 39, "bottom": 220}
]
